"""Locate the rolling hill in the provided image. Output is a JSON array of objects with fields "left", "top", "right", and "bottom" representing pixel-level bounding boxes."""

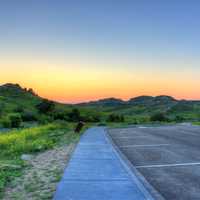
[
  {"left": 0, "top": 83, "right": 41, "bottom": 113},
  {"left": 0, "top": 83, "right": 200, "bottom": 122},
  {"left": 77, "top": 94, "right": 200, "bottom": 121}
]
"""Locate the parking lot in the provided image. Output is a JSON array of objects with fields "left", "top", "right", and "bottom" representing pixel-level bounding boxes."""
[{"left": 108, "top": 125, "right": 200, "bottom": 200}]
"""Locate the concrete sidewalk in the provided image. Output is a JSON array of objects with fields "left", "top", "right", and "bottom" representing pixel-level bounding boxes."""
[{"left": 54, "top": 127, "right": 154, "bottom": 200}]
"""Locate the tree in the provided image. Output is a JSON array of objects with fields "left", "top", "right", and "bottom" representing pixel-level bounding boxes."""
[
  {"left": 14, "top": 106, "right": 24, "bottom": 113},
  {"left": 21, "top": 111, "right": 38, "bottom": 121},
  {"left": 107, "top": 114, "right": 125, "bottom": 122},
  {"left": 9, "top": 113, "right": 22, "bottom": 127},
  {"left": 1, "top": 113, "right": 22, "bottom": 128},
  {"left": 67, "top": 108, "right": 81, "bottom": 122},
  {"left": 36, "top": 99, "right": 55, "bottom": 114},
  {"left": 150, "top": 112, "right": 168, "bottom": 122},
  {"left": 27, "top": 88, "right": 37, "bottom": 96},
  {"left": 0, "top": 103, "right": 3, "bottom": 117},
  {"left": 175, "top": 115, "right": 185, "bottom": 122},
  {"left": 82, "top": 114, "right": 101, "bottom": 122},
  {"left": 53, "top": 110, "right": 68, "bottom": 120}
]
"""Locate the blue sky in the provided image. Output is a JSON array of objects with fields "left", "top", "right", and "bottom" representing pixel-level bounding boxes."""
[{"left": 0, "top": 0, "right": 199, "bottom": 102}]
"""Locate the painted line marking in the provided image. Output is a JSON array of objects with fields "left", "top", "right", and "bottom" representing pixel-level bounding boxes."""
[
  {"left": 120, "top": 144, "right": 171, "bottom": 148},
  {"left": 115, "top": 135, "right": 150, "bottom": 139},
  {"left": 177, "top": 129, "right": 199, "bottom": 136},
  {"left": 136, "top": 162, "right": 200, "bottom": 169}
]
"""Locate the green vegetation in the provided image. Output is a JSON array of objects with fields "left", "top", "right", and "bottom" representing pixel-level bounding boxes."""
[
  {"left": 107, "top": 114, "right": 125, "bottom": 122},
  {"left": 0, "top": 83, "right": 200, "bottom": 129},
  {"left": 0, "top": 122, "right": 83, "bottom": 198},
  {"left": 193, "top": 122, "right": 200, "bottom": 126},
  {"left": 1, "top": 113, "right": 22, "bottom": 128},
  {"left": 0, "top": 123, "right": 63, "bottom": 157},
  {"left": 77, "top": 96, "right": 200, "bottom": 124},
  {"left": 36, "top": 99, "right": 55, "bottom": 114},
  {"left": 1, "top": 83, "right": 200, "bottom": 197},
  {"left": 150, "top": 112, "right": 169, "bottom": 122}
]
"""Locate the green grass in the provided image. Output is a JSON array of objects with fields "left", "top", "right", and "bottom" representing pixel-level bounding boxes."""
[
  {"left": 0, "top": 122, "right": 84, "bottom": 198},
  {"left": 193, "top": 122, "right": 200, "bottom": 126}
]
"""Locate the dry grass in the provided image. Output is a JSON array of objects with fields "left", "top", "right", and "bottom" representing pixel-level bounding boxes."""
[{"left": 3, "top": 143, "right": 76, "bottom": 200}]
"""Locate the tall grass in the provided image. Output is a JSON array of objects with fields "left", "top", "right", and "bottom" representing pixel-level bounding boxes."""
[
  {"left": 193, "top": 122, "right": 200, "bottom": 126},
  {"left": 0, "top": 122, "right": 82, "bottom": 198},
  {"left": 0, "top": 123, "right": 66, "bottom": 158}
]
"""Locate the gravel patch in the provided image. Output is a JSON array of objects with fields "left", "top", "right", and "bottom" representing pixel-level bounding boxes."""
[{"left": 3, "top": 143, "right": 76, "bottom": 200}]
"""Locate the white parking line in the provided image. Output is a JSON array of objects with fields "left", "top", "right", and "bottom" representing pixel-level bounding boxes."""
[
  {"left": 177, "top": 129, "right": 199, "bottom": 136},
  {"left": 116, "top": 135, "right": 149, "bottom": 139},
  {"left": 136, "top": 162, "right": 200, "bottom": 169},
  {"left": 120, "top": 144, "right": 171, "bottom": 148}
]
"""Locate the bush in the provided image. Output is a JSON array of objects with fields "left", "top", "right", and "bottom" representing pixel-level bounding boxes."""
[
  {"left": 21, "top": 111, "right": 38, "bottom": 121},
  {"left": 132, "top": 118, "right": 139, "bottom": 124},
  {"left": 174, "top": 115, "right": 185, "bottom": 122},
  {"left": 107, "top": 114, "right": 125, "bottom": 122},
  {"left": 150, "top": 112, "right": 168, "bottom": 122},
  {"left": 1, "top": 114, "right": 22, "bottom": 128},
  {"left": 82, "top": 115, "right": 101, "bottom": 122},
  {"left": 13, "top": 106, "right": 24, "bottom": 113},
  {"left": 36, "top": 99, "right": 55, "bottom": 114},
  {"left": 0, "top": 103, "right": 4, "bottom": 117},
  {"left": 8, "top": 113, "right": 22, "bottom": 128},
  {"left": 97, "top": 123, "right": 107, "bottom": 126},
  {"left": 67, "top": 108, "right": 81, "bottom": 122},
  {"left": 1, "top": 118, "right": 11, "bottom": 128},
  {"left": 53, "top": 111, "right": 68, "bottom": 120},
  {"left": 38, "top": 115, "right": 53, "bottom": 125}
]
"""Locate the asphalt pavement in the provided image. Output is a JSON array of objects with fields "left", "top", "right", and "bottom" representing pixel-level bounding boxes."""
[{"left": 108, "top": 124, "right": 200, "bottom": 200}]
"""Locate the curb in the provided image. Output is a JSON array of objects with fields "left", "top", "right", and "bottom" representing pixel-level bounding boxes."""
[{"left": 105, "top": 127, "right": 165, "bottom": 200}]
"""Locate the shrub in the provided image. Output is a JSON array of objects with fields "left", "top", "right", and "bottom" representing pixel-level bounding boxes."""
[
  {"left": 67, "top": 108, "right": 81, "bottom": 122},
  {"left": 8, "top": 113, "right": 22, "bottom": 128},
  {"left": 38, "top": 115, "right": 53, "bottom": 125},
  {"left": 13, "top": 106, "right": 24, "bottom": 113},
  {"left": 0, "top": 102, "right": 4, "bottom": 118},
  {"left": 174, "top": 115, "right": 185, "bottom": 122},
  {"left": 132, "top": 118, "right": 139, "bottom": 124},
  {"left": 21, "top": 111, "right": 38, "bottom": 121},
  {"left": 107, "top": 114, "right": 125, "bottom": 122},
  {"left": 53, "top": 111, "right": 68, "bottom": 120},
  {"left": 1, "top": 118, "right": 11, "bottom": 128},
  {"left": 36, "top": 99, "right": 55, "bottom": 114},
  {"left": 1, "top": 114, "right": 22, "bottom": 128},
  {"left": 82, "top": 115, "right": 101, "bottom": 122},
  {"left": 150, "top": 112, "right": 168, "bottom": 122},
  {"left": 97, "top": 123, "right": 107, "bottom": 126}
]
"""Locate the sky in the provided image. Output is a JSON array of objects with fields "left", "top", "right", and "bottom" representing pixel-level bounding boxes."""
[{"left": 0, "top": 0, "right": 200, "bottom": 103}]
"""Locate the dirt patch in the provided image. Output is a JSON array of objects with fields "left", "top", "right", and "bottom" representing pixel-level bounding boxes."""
[{"left": 3, "top": 143, "right": 76, "bottom": 200}]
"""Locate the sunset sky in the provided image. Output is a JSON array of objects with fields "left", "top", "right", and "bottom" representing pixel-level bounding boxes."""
[{"left": 0, "top": 1, "right": 200, "bottom": 103}]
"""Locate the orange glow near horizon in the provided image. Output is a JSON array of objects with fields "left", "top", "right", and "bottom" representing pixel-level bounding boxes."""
[
  {"left": 0, "top": 79, "right": 199, "bottom": 103},
  {"left": 0, "top": 55, "right": 200, "bottom": 103}
]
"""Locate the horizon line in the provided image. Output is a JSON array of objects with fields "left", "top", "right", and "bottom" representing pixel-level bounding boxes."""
[
  {"left": 1, "top": 83, "right": 200, "bottom": 104},
  {"left": 58, "top": 95, "right": 200, "bottom": 105}
]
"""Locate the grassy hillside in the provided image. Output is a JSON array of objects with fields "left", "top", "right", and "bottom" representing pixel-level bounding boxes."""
[
  {"left": 0, "top": 83, "right": 200, "bottom": 126},
  {"left": 77, "top": 96, "right": 200, "bottom": 123},
  {"left": 0, "top": 83, "right": 72, "bottom": 114},
  {"left": 0, "top": 83, "right": 40, "bottom": 113},
  {"left": 0, "top": 83, "right": 200, "bottom": 198}
]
